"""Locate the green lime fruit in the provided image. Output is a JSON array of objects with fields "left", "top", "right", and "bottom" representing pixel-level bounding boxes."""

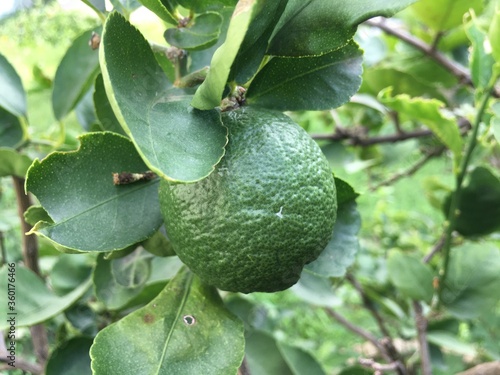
[{"left": 159, "top": 106, "right": 337, "bottom": 293}]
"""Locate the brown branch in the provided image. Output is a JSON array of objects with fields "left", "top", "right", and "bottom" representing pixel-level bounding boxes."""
[
  {"left": 423, "top": 233, "right": 447, "bottom": 264},
  {"left": 326, "top": 308, "right": 408, "bottom": 375},
  {"left": 369, "top": 147, "right": 444, "bottom": 191},
  {"left": 413, "top": 301, "right": 432, "bottom": 375},
  {"left": 11, "top": 177, "right": 49, "bottom": 365},
  {"left": 365, "top": 18, "right": 500, "bottom": 98},
  {"left": 359, "top": 358, "right": 401, "bottom": 373},
  {"left": 0, "top": 354, "right": 43, "bottom": 374}
]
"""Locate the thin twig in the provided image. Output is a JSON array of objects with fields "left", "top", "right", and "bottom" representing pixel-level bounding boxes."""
[
  {"left": 0, "top": 355, "right": 43, "bottom": 374},
  {"left": 11, "top": 177, "right": 49, "bottom": 364},
  {"left": 345, "top": 274, "right": 392, "bottom": 338},
  {"left": 359, "top": 358, "right": 400, "bottom": 373},
  {"left": 422, "top": 233, "right": 447, "bottom": 264},
  {"left": 365, "top": 18, "right": 500, "bottom": 98},
  {"left": 369, "top": 147, "right": 444, "bottom": 192},
  {"left": 413, "top": 301, "right": 432, "bottom": 375}
]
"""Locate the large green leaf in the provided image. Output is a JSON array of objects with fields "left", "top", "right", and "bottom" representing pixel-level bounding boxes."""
[
  {"left": 0, "top": 53, "right": 26, "bottom": 118},
  {"left": 46, "top": 337, "right": 93, "bottom": 375},
  {"left": 93, "top": 74, "right": 126, "bottom": 136},
  {"left": 441, "top": 243, "right": 500, "bottom": 319},
  {"left": 246, "top": 41, "right": 363, "bottom": 111},
  {"left": 52, "top": 27, "right": 101, "bottom": 120},
  {"left": 25, "top": 132, "right": 162, "bottom": 252},
  {"left": 411, "top": 0, "right": 483, "bottom": 31},
  {"left": 90, "top": 268, "right": 245, "bottom": 375},
  {"left": 379, "top": 88, "right": 463, "bottom": 158},
  {"left": 191, "top": 0, "right": 259, "bottom": 109},
  {"left": 305, "top": 201, "right": 360, "bottom": 278},
  {"left": 443, "top": 167, "right": 500, "bottom": 236},
  {"left": 0, "top": 265, "right": 91, "bottom": 329},
  {"left": 267, "top": 0, "right": 417, "bottom": 57},
  {"left": 165, "top": 12, "right": 223, "bottom": 51},
  {"left": 101, "top": 12, "right": 227, "bottom": 182},
  {"left": 0, "top": 148, "right": 32, "bottom": 177},
  {"left": 387, "top": 251, "right": 434, "bottom": 303}
]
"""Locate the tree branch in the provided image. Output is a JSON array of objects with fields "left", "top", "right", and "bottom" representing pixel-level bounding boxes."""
[
  {"left": 413, "top": 301, "right": 432, "bottom": 375},
  {"left": 365, "top": 18, "right": 500, "bottom": 98},
  {"left": 11, "top": 177, "right": 49, "bottom": 365}
]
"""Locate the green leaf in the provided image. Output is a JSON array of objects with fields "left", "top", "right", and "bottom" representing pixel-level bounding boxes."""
[
  {"left": 305, "top": 201, "right": 360, "bottom": 278},
  {"left": 444, "top": 167, "right": 500, "bottom": 236},
  {"left": 165, "top": 12, "right": 222, "bottom": 51},
  {"left": 426, "top": 331, "right": 477, "bottom": 356},
  {"left": 93, "top": 74, "right": 126, "bottom": 136},
  {"left": 75, "top": 86, "right": 98, "bottom": 130},
  {"left": 268, "top": 0, "right": 417, "bottom": 57},
  {"left": 246, "top": 41, "right": 363, "bottom": 111},
  {"left": 81, "top": 0, "right": 106, "bottom": 14},
  {"left": 245, "top": 331, "right": 293, "bottom": 375},
  {"left": 46, "top": 337, "right": 93, "bottom": 375},
  {"left": 111, "top": 248, "right": 151, "bottom": 288},
  {"left": 378, "top": 88, "right": 463, "bottom": 158},
  {"left": 291, "top": 270, "right": 341, "bottom": 307},
  {"left": 24, "top": 205, "right": 52, "bottom": 226},
  {"left": 492, "top": 101, "right": 500, "bottom": 144},
  {"left": 138, "top": 0, "right": 178, "bottom": 24},
  {"left": 277, "top": 342, "right": 326, "bottom": 375},
  {"left": 334, "top": 176, "right": 359, "bottom": 205},
  {"left": 142, "top": 227, "right": 176, "bottom": 257},
  {"left": 176, "top": 0, "right": 237, "bottom": 13},
  {"left": 411, "top": 0, "right": 483, "bottom": 31},
  {"left": 191, "top": 0, "right": 258, "bottom": 110},
  {"left": 0, "top": 106, "right": 25, "bottom": 148},
  {"left": 65, "top": 304, "right": 98, "bottom": 336},
  {"left": 465, "top": 19, "right": 495, "bottom": 90},
  {"left": 490, "top": 6, "right": 500, "bottom": 63},
  {"left": 0, "top": 148, "right": 32, "bottom": 177},
  {"left": 0, "top": 53, "right": 27, "bottom": 118},
  {"left": 26, "top": 132, "right": 162, "bottom": 252},
  {"left": 52, "top": 27, "right": 101, "bottom": 120},
  {"left": 94, "top": 253, "right": 145, "bottom": 310},
  {"left": 441, "top": 242, "right": 500, "bottom": 319},
  {"left": 0, "top": 265, "right": 91, "bottom": 329},
  {"left": 387, "top": 251, "right": 434, "bottom": 303},
  {"left": 90, "top": 268, "right": 245, "bottom": 375},
  {"left": 229, "top": 0, "right": 288, "bottom": 84},
  {"left": 50, "top": 254, "right": 93, "bottom": 295},
  {"left": 101, "top": 12, "right": 227, "bottom": 182}
]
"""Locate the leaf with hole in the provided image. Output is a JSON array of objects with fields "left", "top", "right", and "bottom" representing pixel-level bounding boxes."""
[
  {"left": 90, "top": 268, "right": 245, "bottom": 375},
  {"left": 26, "top": 132, "right": 162, "bottom": 252},
  {"left": 101, "top": 12, "right": 227, "bottom": 182}
]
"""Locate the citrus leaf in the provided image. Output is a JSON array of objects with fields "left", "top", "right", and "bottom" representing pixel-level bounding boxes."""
[
  {"left": 90, "top": 268, "right": 245, "bottom": 375},
  {"left": 246, "top": 41, "right": 363, "bottom": 111},
  {"left": 334, "top": 176, "right": 359, "bottom": 205},
  {"left": 191, "top": 0, "right": 258, "bottom": 110},
  {"left": 0, "top": 107, "right": 25, "bottom": 148},
  {"left": 94, "top": 253, "right": 146, "bottom": 310},
  {"left": 142, "top": 227, "right": 176, "bottom": 257},
  {"left": 165, "top": 12, "right": 222, "bottom": 51},
  {"left": 292, "top": 270, "right": 341, "bottom": 307},
  {"left": 138, "top": 0, "right": 177, "bottom": 24},
  {"left": 492, "top": 102, "right": 500, "bottom": 144},
  {"left": 378, "top": 88, "right": 463, "bottom": 158},
  {"left": 411, "top": 0, "right": 483, "bottom": 31},
  {"left": 93, "top": 74, "right": 126, "bottom": 136},
  {"left": 268, "top": 0, "right": 417, "bottom": 57},
  {"left": 101, "top": 12, "right": 227, "bottom": 182},
  {"left": 305, "top": 201, "right": 360, "bottom": 278},
  {"left": 75, "top": 86, "right": 97, "bottom": 130},
  {"left": 441, "top": 242, "right": 500, "bottom": 319},
  {"left": 46, "top": 337, "right": 92, "bottom": 375},
  {"left": 111, "top": 248, "right": 152, "bottom": 288},
  {"left": 0, "top": 265, "right": 91, "bottom": 330},
  {"left": 0, "top": 53, "right": 26, "bottom": 118},
  {"left": 80, "top": 0, "right": 106, "bottom": 14},
  {"left": 245, "top": 331, "right": 293, "bottom": 375},
  {"left": 0, "top": 148, "right": 32, "bottom": 177},
  {"left": 50, "top": 254, "right": 93, "bottom": 296},
  {"left": 426, "top": 331, "right": 477, "bottom": 356},
  {"left": 387, "top": 251, "right": 434, "bottom": 303},
  {"left": 443, "top": 167, "right": 500, "bottom": 236},
  {"left": 52, "top": 27, "right": 101, "bottom": 120},
  {"left": 110, "top": 0, "right": 141, "bottom": 14},
  {"left": 176, "top": 0, "right": 237, "bottom": 12},
  {"left": 277, "top": 342, "right": 326, "bottom": 375},
  {"left": 465, "top": 20, "right": 495, "bottom": 90},
  {"left": 24, "top": 205, "right": 52, "bottom": 227},
  {"left": 25, "top": 132, "right": 162, "bottom": 252}
]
